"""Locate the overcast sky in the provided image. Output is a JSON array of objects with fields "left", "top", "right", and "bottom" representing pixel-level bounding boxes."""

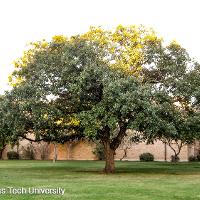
[{"left": 0, "top": 0, "right": 200, "bottom": 94}]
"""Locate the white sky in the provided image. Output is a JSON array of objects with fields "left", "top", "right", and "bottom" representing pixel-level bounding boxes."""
[{"left": 0, "top": 0, "right": 200, "bottom": 94}]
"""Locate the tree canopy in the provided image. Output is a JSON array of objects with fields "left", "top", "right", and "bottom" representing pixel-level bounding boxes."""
[{"left": 3, "top": 25, "right": 200, "bottom": 172}]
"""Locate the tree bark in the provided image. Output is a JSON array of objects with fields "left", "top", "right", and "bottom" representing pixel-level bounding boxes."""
[
  {"left": 99, "top": 122, "right": 128, "bottom": 173},
  {"left": 103, "top": 141, "right": 115, "bottom": 173}
]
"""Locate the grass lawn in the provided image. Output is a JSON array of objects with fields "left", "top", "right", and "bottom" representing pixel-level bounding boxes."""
[{"left": 0, "top": 160, "right": 200, "bottom": 200}]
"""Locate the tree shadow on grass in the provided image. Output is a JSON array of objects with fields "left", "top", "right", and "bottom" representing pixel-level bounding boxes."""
[{"left": 1, "top": 160, "right": 200, "bottom": 175}]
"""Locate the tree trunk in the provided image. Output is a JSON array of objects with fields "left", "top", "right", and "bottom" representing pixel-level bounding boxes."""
[
  {"left": 53, "top": 143, "right": 58, "bottom": 163},
  {"left": 120, "top": 147, "right": 128, "bottom": 161},
  {"left": 164, "top": 142, "right": 167, "bottom": 161},
  {"left": 0, "top": 148, "right": 4, "bottom": 160},
  {"left": 100, "top": 123, "right": 127, "bottom": 173},
  {"left": 103, "top": 141, "right": 115, "bottom": 173}
]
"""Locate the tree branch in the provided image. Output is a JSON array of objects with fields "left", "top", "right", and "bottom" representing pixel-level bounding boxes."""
[
  {"left": 111, "top": 122, "right": 127, "bottom": 150},
  {"left": 20, "top": 135, "right": 44, "bottom": 142}
]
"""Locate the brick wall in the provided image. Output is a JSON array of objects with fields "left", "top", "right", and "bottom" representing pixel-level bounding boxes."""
[
  {"left": 115, "top": 140, "right": 190, "bottom": 161},
  {"left": 48, "top": 141, "right": 97, "bottom": 160},
  {"left": 2, "top": 139, "right": 196, "bottom": 161}
]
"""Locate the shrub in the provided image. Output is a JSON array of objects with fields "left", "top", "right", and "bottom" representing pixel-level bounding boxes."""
[
  {"left": 196, "top": 154, "right": 200, "bottom": 161},
  {"left": 93, "top": 143, "right": 105, "bottom": 160},
  {"left": 7, "top": 151, "right": 19, "bottom": 160},
  {"left": 189, "top": 154, "right": 200, "bottom": 162},
  {"left": 139, "top": 152, "right": 154, "bottom": 162},
  {"left": 21, "top": 144, "right": 35, "bottom": 160},
  {"left": 171, "top": 155, "right": 180, "bottom": 162},
  {"left": 188, "top": 155, "right": 197, "bottom": 162}
]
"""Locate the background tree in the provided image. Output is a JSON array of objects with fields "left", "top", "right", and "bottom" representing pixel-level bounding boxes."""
[
  {"left": 142, "top": 40, "right": 200, "bottom": 161},
  {"left": 118, "top": 130, "right": 142, "bottom": 161},
  {"left": 0, "top": 95, "right": 18, "bottom": 159},
  {"left": 152, "top": 90, "right": 195, "bottom": 161}
]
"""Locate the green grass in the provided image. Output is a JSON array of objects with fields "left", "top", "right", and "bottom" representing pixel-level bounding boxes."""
[{"left": 0, "top": 160, "right": 200, "bottom": 200}]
